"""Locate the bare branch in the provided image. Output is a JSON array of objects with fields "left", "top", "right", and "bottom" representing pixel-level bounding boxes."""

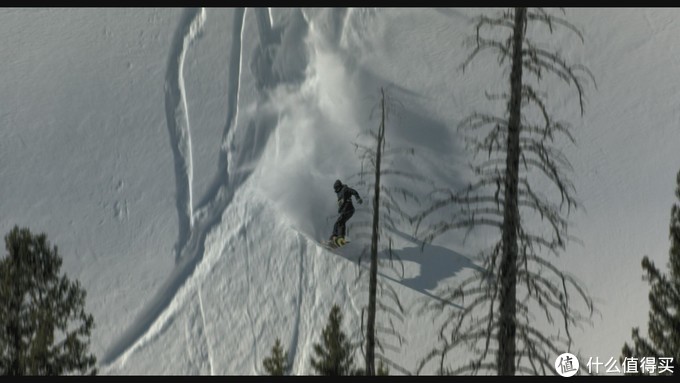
[
  {"left": 527, "top": 8, "right": 584, "bottom": 42},
  {"left": 458, "top": 113, "right": 509, "bottom": 132},
  {"left": 522, "top": 45, "right": 593, "bottom": 115},
  {"left": 460, "top": 35, "right": 512, "bottom": 72}
]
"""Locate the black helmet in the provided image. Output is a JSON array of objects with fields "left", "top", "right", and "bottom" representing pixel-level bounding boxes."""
[{"left": 333, "top": 179, "right": 342, "bottom": 192}]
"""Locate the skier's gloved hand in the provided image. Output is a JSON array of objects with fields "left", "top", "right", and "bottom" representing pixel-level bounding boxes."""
[{"left": 357, "top": 197, "right": 363, "bottom": 204}]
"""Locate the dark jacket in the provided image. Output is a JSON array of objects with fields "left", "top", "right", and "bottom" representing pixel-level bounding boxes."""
[{"left": 336, "top": 184, "right": 361, "bottom": 213}]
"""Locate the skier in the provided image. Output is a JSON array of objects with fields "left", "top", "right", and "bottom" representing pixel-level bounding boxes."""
[{"left": 330, "top": 179, "right": 362, "bottom": 247}]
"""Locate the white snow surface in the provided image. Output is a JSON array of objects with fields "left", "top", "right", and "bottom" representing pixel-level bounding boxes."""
[{"left": 1, "top": 8, "right": 679, "bottom": 375}]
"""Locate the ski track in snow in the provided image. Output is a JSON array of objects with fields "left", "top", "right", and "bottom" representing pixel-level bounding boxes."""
[
  {"left": 183, "top": 308, "right": 197, "bottom": 373},
  {"left": 254, "top": 8, "right": 272, "bottom": 45},
  {"left": 288, "top": 234, "right": 306, "bottom": 370},
  {"left": 194, "top": 7, "right": 245, "bottom": 212},
  {"left": 164, "top": 8, "right": 206, "bottom": 263},
  {"left": 102, "top": 6, "right": 311, "bottom": 372},
  {"left": 344, "top": 269, "right": 361, "bottom": 328},
  {"left": 241, "top": 213, "right": 259, "bottom": 374},
  {"left": 340, "top": 8, "right": 351, "bottom": 46},
  {"left": 183, "top": 316, "right": 193, "bottom": 372},
  {"left": 101, "top": 7, "right": 211, "bottom": 366},
  {"left": 197, "top": 287, "right": 214, "bottom": 375}
]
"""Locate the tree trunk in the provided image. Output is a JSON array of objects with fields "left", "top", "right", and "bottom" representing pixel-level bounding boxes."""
[
  {"left": 497, "top": 7, "right": 526, "bottom": 376},
  {"left": 7, "top": 264, "right": 24, "bottom": 375},
  {"left": 366, "top": 87, "right": 386, "bottom": 376}
]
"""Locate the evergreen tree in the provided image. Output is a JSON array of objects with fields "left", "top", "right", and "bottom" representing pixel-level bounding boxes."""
[
  {"left": 0, "top": 226, "right": 97, "bottom": 375},
  {"left": 262, "top": 338, "right": 290, "bottom": 375},
  {"left": 310, "top": 304, "right": 355, "bottom": 375},
  {"left": 377, "top": 360, "right": 389, "bottom": 375},
  {"left": 353, "top": 359, "right": 389, "bottom": 376},
  {"left": 621, "top": 170, "right": 680, "bottom": 376}
]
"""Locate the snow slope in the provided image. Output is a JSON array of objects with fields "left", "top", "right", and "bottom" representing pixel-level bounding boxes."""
[{"left": 1, "top": 8, "right": 679, "bottom": 375}]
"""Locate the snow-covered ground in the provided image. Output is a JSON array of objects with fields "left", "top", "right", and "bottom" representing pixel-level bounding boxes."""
[{"left": 1, "top": 8, "right": 679, "bottom": 375}]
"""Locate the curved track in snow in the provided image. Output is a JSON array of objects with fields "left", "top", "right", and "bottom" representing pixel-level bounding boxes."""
[
  {"left": 194, "top": 7, "right": 245, "bottom": 212},
  {"left": 163, "top": 8, "right": 205, "bottom": 262},
  {"left": 102, "top": 7, "right": 207, "bottom": 365},
  {"left": 197, "top": 287, "right": 214, "bottom": 375},
  {"left": 102, "top": 7, "right": 286, "bottom": 368},
  {"left": 288, "top": 234, "right": 307, "bottom": 368}
]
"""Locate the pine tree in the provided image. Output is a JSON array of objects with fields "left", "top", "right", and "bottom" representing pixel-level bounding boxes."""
[
  {"left": 310, "top": 304, "right": 355, "bottom": 375},
  {"left": 621, "top": 170, "right": 680, "bottom": 376},
  {"left": 353, "top": 359, "right": 389, "bottom": 376},
  {"left": 0, "top": 226, "right": 97, "bottom": 375},
  {"left": 262, "top": 338, "right": 290, "bottom": 375},
  {"left": 377, "top": 360, "right": 389, "bottom": 375}
]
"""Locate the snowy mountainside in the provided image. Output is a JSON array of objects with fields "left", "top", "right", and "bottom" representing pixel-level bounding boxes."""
[{"left": 1, "top": 7, "right": 680, "bottom": 375}]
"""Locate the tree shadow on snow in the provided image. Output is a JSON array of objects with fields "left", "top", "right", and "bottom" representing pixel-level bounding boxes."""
[{"left": 334, "top": 229, "right": 486, "bottom": 310}]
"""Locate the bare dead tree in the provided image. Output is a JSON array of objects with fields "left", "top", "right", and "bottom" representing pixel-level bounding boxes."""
[
  {"left": 349, "top": 86, "right": 431, "bottom": 375},
  {"left": 414, "top": 8, "right": 596, "bottom": 375}
]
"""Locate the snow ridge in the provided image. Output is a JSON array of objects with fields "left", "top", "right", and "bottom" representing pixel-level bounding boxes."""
[
  {"left": 194, "top": 7, "right": 245, "bottom": 212},
  {"left": 102, "top": 7, "right": 295, "bottom": 368},
  {"left": 101, "top": 8, "right": 207, "bottom": 365},
  {"left": 163, "top": 7, "right": 206, "bottom": 262}
]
